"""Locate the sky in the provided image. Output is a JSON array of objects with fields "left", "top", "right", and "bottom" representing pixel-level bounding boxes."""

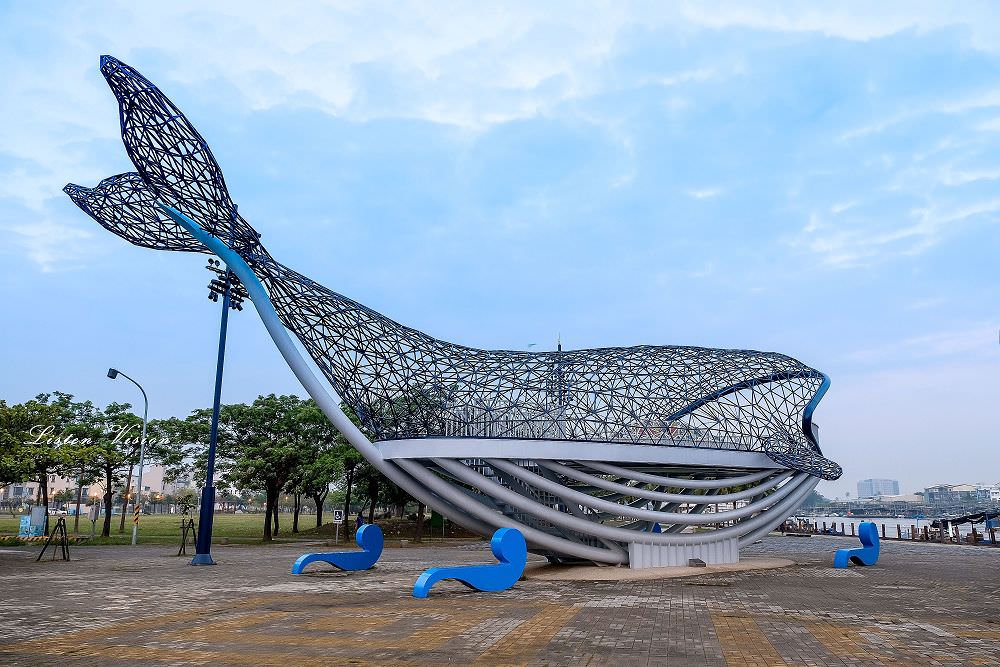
[{"left": 1, "top": 2, "right": 998, "bottom": 500}]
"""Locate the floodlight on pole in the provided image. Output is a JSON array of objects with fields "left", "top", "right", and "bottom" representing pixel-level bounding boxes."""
[
  {"left": 106, "top": 367, "right": 147, "bottom": 546},
  {"left": 191, "top": 257, "right": 246, "bottom": 566}
]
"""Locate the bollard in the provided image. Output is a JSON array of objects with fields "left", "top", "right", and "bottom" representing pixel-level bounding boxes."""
[
  {"left": 896, "top": 525, "right": 901, "bottom": 539},
  {"left": 841, "top": 522, "right": 845, "bottom": 534},
  {"left": 971, "top": 525, "right": 978, "bottom": 544},
  {"left": 850, "top": 523, "right": 855, "bottom": 536},
  {"left": 922, "top": 526, "right": 929, "bottom": 541},
  {"left": 881, "top": 524, "right": 886, "bottom": 539},
  {"left": 911, "top": 525, "right": 916, "bottom": 541},
  {"left": 822, "top": 522, "right": 827, "bottom": 533}
]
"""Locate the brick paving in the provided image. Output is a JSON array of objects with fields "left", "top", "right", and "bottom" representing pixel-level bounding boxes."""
[{"left": 1, "top": 535, "right": 999, "bottom": 665}]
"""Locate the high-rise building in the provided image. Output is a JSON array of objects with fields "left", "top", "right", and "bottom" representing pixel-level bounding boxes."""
[{"left": 857, "top": 478, "right": 900, "bottom": 498}]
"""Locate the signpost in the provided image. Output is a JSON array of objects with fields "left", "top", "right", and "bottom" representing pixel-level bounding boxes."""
[
  {"left": 333, "top": 509, "right": 344, "bottom": 543},
  {"left": 88, "top": 503, "right": 100, "bottom": 538},
  {"left": 19, "top": 509, "right": 45, "bottom": 538}
]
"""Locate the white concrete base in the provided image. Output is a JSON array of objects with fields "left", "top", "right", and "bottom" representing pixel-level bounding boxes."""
[
  {"left": 628, "top": 537, "right": 738, "bottom": 568},
  {"left": 526, "top": 557, "right": 792, "bottom": 581}
]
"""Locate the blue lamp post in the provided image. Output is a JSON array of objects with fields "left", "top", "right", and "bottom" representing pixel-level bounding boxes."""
[{"left": 191, "top": 258, "right": 246, "bottom": 566}]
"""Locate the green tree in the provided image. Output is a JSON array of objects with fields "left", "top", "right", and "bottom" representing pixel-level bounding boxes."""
[
  {"left": 52, "top": 488, "right": 75, "bottom": 506},
  {"left": 357, "top": 460, "right": 381, "bottom": 524},
  {"left": 281, "top": 399, "right": 340, "bottom": 533},
  {"left": 17, "top": 393, "right": 92, "bottom": 534},
  {"left": 301, "top": 447, "right": 341, "bottom": 529},
  {"left": 802, "top": 490, "right": 832, "bottom": 508},
  {"left": 295, "top": 400, "right": 344, "bottom": 530},
  {"left": 174, "top": 488, "right": 198, "bottom": 515},
  {"left": 214, "top": 395, "right": 311, "bottom": 541},
  {"left": 332, "top": 405, "right": 366, "bottom": 534},
  {"left": 0, "top": 400, "right": 32, "bottom": 487},
  {"left": 76, "top": 402, "right": 144, "bottom": 537}
]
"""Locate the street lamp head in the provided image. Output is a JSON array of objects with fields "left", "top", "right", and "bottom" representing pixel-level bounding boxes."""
[{"left": 107, "top": 368, "right": 119, "bottom": 379}]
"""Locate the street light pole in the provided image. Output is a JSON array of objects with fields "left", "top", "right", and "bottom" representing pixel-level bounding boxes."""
[
  {"left": 192, "top": 259, "right": 246, "bottom": 566},
  {"left": 106, "top": 368, "right": 148, "bottom": 546}
]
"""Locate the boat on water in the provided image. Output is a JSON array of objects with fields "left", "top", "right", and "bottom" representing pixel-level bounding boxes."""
[{"left": 64, "top": 56, "right": 842, "bottom": 567}]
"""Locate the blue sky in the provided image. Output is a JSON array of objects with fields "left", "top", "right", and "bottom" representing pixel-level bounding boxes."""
[{"left": 1, "top": 2, "right": 998, "bottom": 499}]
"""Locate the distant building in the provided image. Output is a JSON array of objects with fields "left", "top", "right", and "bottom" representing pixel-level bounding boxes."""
[
  {"left": 0, "top": 464, "right": 193, "bottom": 508},
  {"left": 923, "top": 483, "right": 992, "bottom": 506},
  {"left": 879, "top": 493, "right": 922, "bottom": 503},
  {"left": 857, "top": 478, "right": 899, "bottom": 499},
  {"left": 0, "top": 482, "right": 39, "bottom": 502}
]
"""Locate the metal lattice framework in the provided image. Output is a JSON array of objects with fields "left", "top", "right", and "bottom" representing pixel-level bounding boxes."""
[{"left": 65, "top": 56, "right": 842, "bottom": 566}]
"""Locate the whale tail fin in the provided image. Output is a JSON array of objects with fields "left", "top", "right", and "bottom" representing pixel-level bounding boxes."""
[
  {"left": 64, "top": 173, "right": 207, "bottom": 253},
  {"left": 65, "top": 55, "right": 265, "bottom": 256},
  {"left": 64, "top": 171, "right": 265, "bottom": 258}
]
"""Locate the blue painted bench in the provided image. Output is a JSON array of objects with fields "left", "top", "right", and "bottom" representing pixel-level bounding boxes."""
[
  {"left": 413, "top": 528, "right": 526, "bottom": 598},
  {"left": 292, "top": 523, "right": 383, "bottom": 574},
  {"left": 834, "top": 521, "right": 879, "bottom": 568}
]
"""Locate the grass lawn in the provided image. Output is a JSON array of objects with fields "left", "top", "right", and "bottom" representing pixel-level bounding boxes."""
[
  {"left": 0, "top": 512, "right": 287, "bottom": 545},
  {"left": 0, "top": 513, "right": 480, "bottom": 547}
]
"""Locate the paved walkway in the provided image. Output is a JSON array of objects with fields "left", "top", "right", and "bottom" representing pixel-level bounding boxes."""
[{"left": 1, "top": 535, "right": 999, "bottom": 665}]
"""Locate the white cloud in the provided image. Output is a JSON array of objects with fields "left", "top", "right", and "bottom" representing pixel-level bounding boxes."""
[
  {"left": 846, "top": 323, "right": 999, "bottom": 363},
  {"left": 4, "top": 1, "right": 1000, "bottom": 273},
  {"left": 686, "top": 262, "right": 715, "bottom": 278},
  {"left": 3, "top": 217, "right": 97, "bottom": 272},
  {"left": 937, "top": 166, "right": 1000, "bottom": 186},
  {"left": 650, "top": 67, "right": 727, "bottom": 87},
  {"left": 677, "top": 2, "right": 1000, "bottom": 50},
  {"left": 839, "top": 88, "right": 1000, "bottom": 142},
  {"left": 904, "top": 296, "right": 946, "bottom": 311},
  {"left": 687, "top": 187, "right": 723, "bottom": 199},
  {"left": 793, "top": 191, "right": 1000, "bottom": 268}
]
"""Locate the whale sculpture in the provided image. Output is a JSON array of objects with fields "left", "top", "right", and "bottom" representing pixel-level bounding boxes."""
[{"left": 64, "top": 55, "right": 842, "bottom": 568}]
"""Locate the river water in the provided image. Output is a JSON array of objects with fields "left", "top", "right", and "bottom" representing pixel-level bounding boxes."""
[{"left": 787, "top": 515, "right": 995, "bottom": 540}]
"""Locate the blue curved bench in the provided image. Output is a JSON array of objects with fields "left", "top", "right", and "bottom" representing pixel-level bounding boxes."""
[
  {"left": 834, "top": 521, "right": 880, "bottom": 568},
  {"left": 292, "top": 523, "right": 383, "bottom": 574},
  {"left": 413, "top": 528, "right": 527, "bottom": 598}
]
